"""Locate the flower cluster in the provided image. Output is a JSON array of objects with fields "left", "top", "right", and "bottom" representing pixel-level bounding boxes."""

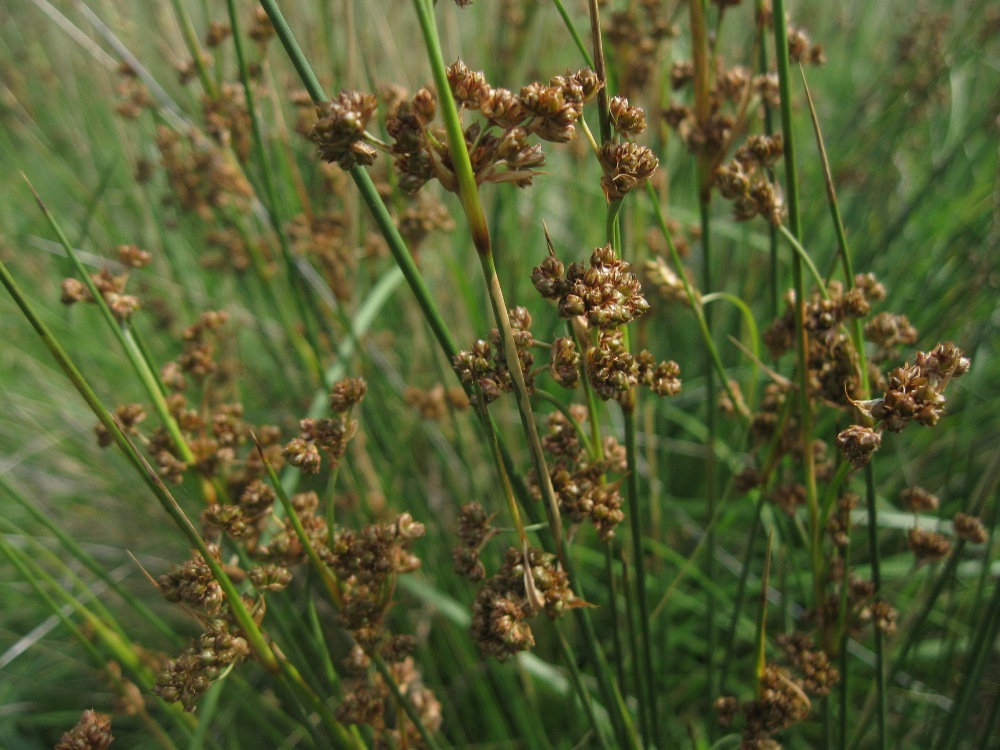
[
  {"left": 716, "top": 134, "right": 785, "bottom": 225},
  {"left": 836, "top": 342, "right": 971, "bottom": 469},
  {"left": 309, "top": 90, "right": 379, "bottom": 169},
  {"left": 337, "top": 652, "right": 442, "bottom": 748},
  {"left": 60, "top": 244, "right": 151, "bottom": 322},
  {"left": 531, "top": 245, "right": 681, "bottom": 401},
  {"left": 471, "top": 546, "right": 582, "bottom": 660},
  {"left": 452, "top": 307, "right": 535, "bottom": 406},
  {"left": 156, "top": 126, "right": 252, "bottom": 219},
  {"left": 325, "top": 513, "right": 426, "bottom": 652},
  {"left": 764, "top": 277, "right": 894, "bottom": 407},
  {"left": 386, "top": 62, "right": 600, "bottom": 193},
  {"left": 282, "top": 377, "right": 367, "bottom": 474},
  {"left": 154, "top": 548, "right": 252, "bottom": 711},
  {"left": 665, "top": 60, "right": 777, "bottom": 165},
  {"left": 155, "top": 617, "right": 250, "bottom": 711},
  {"left": 534, "top": 409, "right": 629, "bottom": 540},
  {"left": 452, "top": 501, "right": 498, "bottom": 581},
  {"left": 55, "top": 710, "right": 114, "bottom": 750}
]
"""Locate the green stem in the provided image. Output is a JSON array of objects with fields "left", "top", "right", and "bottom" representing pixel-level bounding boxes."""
[
  {"left": 771, "top": 0, "right": 822, "bottom": 627},
  {"left": 226, "top": 0, "right": 324, "bottom": 385},
  {"left": 864, "top": 464, "right": 888, "bottom": 750}
]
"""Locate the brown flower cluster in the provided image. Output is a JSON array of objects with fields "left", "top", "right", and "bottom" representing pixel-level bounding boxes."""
[
  {"left": 837, "top": 342, "right": 971, "bottom": 468},
  {"left": 716, "top": 134, "right": 785, "bottom": 225},
  {"left": 156, "top": 126, "right": 252, "bottom": 219},
  {"left": 471, "top": 546, "right": 582, "bottom": 660},
  {"left": 385, "top": 62, "right": 600, "bottom": 194},
  {"left": 55, "top": 710, "right": 114, "bottom": 750},
  {"left": 605, "top": 1, "right": 677, "bottom": 98},
  {"left": 113, "top": 61, "right": 152, "bottom": 120},
  {"left": 309, "top": 90, "right": 380, "bottom": 170},
  {"left": 452, "top": 307, "right": 535, "bottom": 406},
  {"left": 60, "top": 244, "right": 151, "bottom": 322},
  {"left": 201, "top": 83, "right": 252, "bottom": 162},
  {"left": 154, "top": 547, "right": 252, "bottom": 710},
  {"left": 282, "top": 377, "right": 367, "bottom": 474},
  {"left": 324, "top": 513, "right": 426, "bottom": 651},
  {"left": 154, "top": 616, "right": 251, "bottom": 711},
  {"left": 716, "top": 664, "right": 810, "bottom": 748},
  {"left": 337, "top": 652, "right": 442, "bottom": 748},
  {"left": 531, "top": 245, "right": 681, "bottom": 401},
  {"left": 665, "top": 59, "right": 778, "bottom": 166},
  {"left": 452, "top": 501, "right": 499, "bottom": 581},
  {"left": 764, "top": 276, "right": 891, "bottom": 407},
  {"left": 530, "top": 409, "right": 630, "bottom": 540},
  {"left": 404, "top": 384, "right": 470, "bottom": 420}
]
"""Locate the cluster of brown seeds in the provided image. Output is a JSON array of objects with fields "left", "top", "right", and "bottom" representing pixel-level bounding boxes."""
[
  {"left": 154, "top": 546, "right": 253, "bottom": 711},
  {"left": 60, "top": 244, "right": 151, "bottom": 322},
  {"left": 55, "top": 710, "right": 114, "bottom": 750},
  {"left": 452, "top": 307, "right": 535, "bottom": 406},
  {"left": 764, "top": 277, "right": 888, "bottom": 407},
  {"left": 471, "top": 546, "right": 582, "bottom": 661},
  {"left": 836, "top": 342, "right": 970, "bottom": 468},
  {"left": 535, "top": 409, "right": 628, "bottom": 541},
  {"left": 716, "top": 134, "right": 785, "bottom": 225},
  {"left": 531, "top": 245, "right": 681, "bottom": 401},
  {"left": 452, "top": 501, "right": 499, "bottom": 582},
  {"left": 282, "top": 377, "right": 367, "bottom": 474}
]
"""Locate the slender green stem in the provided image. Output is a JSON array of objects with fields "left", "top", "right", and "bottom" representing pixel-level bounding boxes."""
[
  {"left": 169, "top": 0, "right": 216, "bottom": 97},
  {"left": 550, "top": 0, "right": 594, "bottom": 69},
  {"left": 619, "top": 546, "right": 651, "bottom": 748},
  {"left": 555, "top": 628, "right": 615, "bottom": 750},
  {"left": 771, "top": 0, "right": 822, "bottom": 627},
  {"left": 226, "top": 0, "right": 324, "bottom": 385},
  {"left": 864, "top": 464, "right": 888, "bottom": 750},
  {"left": 645, "top": 183, "right": 746, "bottom": 423}
]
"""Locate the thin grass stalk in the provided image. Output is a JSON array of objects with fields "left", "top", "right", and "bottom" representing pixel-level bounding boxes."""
[
  {"left": 0, "top": 473, "right": 178, "bottom": 643},
  {"left": 937, "top": 565, "right": 1000, "bottom": 750},
  {"left": 645, "top": 183, "right": 745, "bottom": 421},
  {"left": 0, "top": 537, "right": 190, "bottom": 749},
  {"left": 550, "top": 0, "right": 594, "bottom": 70},
  {"left": 863, "top": 464, "right": 888, "bottom": 750},
  {"left": 586, "top": 0, "right": 611, "bottom": 142},
  {"left": 753, "top": 532, "right": 773, "bottom": 698},
  {"left": 168, "top": 0, "right": 216, "bottom": 98},
  {"left": 770, "top": 0, "right": 823, "bottom": 629},
  {"left": 699, "top": 198, "right": 720, "bottom": 720},
  {"left": 719, "top": 493, "right": 765, "bottom": 693},
  {"left": 24, "top": 179, "right": 196, "bottom": 467},
  {"left": 555, "top": 629, "right": 615, "bottom": 750},
  {"left": 0, "top": 518, "right": 160, "bottom": 687},
  {"left": 225, "top": 0, "right": 325, "bottom": 384},
  {"left": 754, "top": 0, "right": 779, "bottom": 318},
  {"left": 616, "top": 548, "right": 650, "bottom": 749},
  {"left": 410, "top": 0, "right": 566, "bottom": 560},
  {"left": 0, "top": 251, "right": 290, "bottom": 682},
  {"left": 623, "top": 400, "right": 658, "bottom": 746},
  {"left": 604, "top": 545, "right": 626, "bottom": 690}
]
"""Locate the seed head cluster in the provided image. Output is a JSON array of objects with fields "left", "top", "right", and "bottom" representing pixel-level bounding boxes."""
[
  {"left": 452, "top": 307, "right": 535, "bottom": 406},
  {"left": 471, "top": 546, "right": 582, "bottom": 660},
  {"left": 55, "top": 710, "right": 114, "bottom": 750},
  {"left": 532, "top": 245, "right": 681, "bottom": 401},
  {"left": 536, "top": 409, "right": 629, "bottom": 540}
]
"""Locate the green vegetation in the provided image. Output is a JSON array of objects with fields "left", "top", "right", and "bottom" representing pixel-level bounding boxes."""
[{"left": 1, "top": 1, "right": 997, "bottom": 749}]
